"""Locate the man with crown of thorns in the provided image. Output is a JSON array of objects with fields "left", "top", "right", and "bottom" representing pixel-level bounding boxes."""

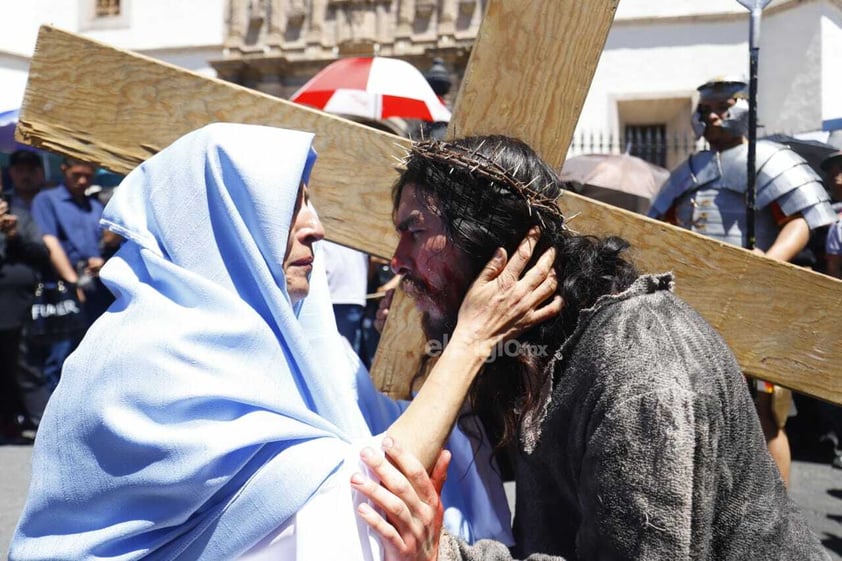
[{"left": 350, "top": 135, "right": 829, "bottom": 561}]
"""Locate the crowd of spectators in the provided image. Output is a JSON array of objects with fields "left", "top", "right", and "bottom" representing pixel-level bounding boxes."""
[{"left": 0, "top": 149, "right": 118, "bottom": 444}]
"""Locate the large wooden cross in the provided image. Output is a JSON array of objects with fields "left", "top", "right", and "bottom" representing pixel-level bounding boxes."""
[{"left": 15, "top": 2, "right": 842, "bottom": 405}]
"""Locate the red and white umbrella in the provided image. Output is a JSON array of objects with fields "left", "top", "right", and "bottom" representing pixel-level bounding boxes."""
[{"left": 290, "top": 57, "right": 451, "bottom": 123}]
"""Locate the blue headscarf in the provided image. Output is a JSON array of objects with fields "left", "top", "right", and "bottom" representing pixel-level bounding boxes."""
[
  {"left": 11, "top": 123, "right": 512, "bottom": 561},
  {"left": 10, "top": 123, "right": 385, "bottom": 559}
]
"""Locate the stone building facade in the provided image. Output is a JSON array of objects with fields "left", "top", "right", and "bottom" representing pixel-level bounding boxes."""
[
  {"left": 210, "top": 0, "right": 485, "bottom": 105},
  {"left": 5, "top": 1, "right": 839, "bottom": 167}
]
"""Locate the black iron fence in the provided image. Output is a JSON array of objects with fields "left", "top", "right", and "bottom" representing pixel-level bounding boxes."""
[
  {"left": 569, "top": 128, "right": 836, "bottom": 174},
  {"left": 569, "top": 128, "right": 703, "bottom": 169}
]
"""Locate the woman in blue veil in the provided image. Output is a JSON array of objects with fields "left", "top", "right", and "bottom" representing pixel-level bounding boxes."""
[{"left": 10, "top": 123, "right": 558, "bottom": 560}]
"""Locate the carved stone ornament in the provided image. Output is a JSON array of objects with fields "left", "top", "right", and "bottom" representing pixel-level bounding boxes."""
[
  {"left": 458, "top": 0, "right": 476, "bottom": 16},
  {"left": 288, "top": 5, "right": 306, "bottom": 27},
  {"left": 249, "top": 0, "right": 268, "bottom": 22},
  {"left": 328, "top": 0, "right": 390, "bottom": 5},
  {"left": 415, "top": 0, "right": 435, "bottom": 18}
]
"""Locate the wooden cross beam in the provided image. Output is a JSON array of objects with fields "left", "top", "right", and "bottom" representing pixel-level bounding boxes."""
[{"left": 15, "top": 8, "right": 842, "bottom": 405}]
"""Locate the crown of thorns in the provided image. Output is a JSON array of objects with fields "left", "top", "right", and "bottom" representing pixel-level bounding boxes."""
[{"left": 402, "top": 139, "right": 566, "bottom": 226}]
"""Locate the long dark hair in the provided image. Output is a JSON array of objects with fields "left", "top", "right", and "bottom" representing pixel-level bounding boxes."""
[{"left": 393, "top": 135, "right": 639, "bottom": 452}]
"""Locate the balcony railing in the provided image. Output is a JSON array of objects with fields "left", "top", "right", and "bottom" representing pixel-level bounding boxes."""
[{"left": 569, "top": 129, "right": 705, "bottom": 170}]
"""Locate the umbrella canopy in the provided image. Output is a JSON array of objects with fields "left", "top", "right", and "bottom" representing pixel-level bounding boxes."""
[
  {"left": 290, "top": 57, "right": 451, "bottom": 123},
  {"left": 761, "top": 134, "right": 838, "bottom": 177},
  {"left": 559, "top": 153, "right": 669, "bottom": 213}
]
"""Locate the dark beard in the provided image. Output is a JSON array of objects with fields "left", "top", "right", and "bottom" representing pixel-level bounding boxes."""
[{"left": 402, "top": 275, "right": 458, "bottom": 344}]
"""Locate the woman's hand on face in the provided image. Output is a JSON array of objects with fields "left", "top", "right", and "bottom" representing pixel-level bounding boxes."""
[
  {"left": 454, "top": 227, "right": 562, "bottom": 357},
  {"left": 351, "top": 436, "right": 449, "bottom": 561}
]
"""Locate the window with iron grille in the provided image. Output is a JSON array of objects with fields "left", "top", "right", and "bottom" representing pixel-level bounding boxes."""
[
  {"left": 95, "top": 0, "right": 120, "bottom": 18},
  {"left": 84, "top": 0, "right": 129, "bottom": 30},
  {"left": 624, "top": 124, "right": 667, "bottom": 168}
]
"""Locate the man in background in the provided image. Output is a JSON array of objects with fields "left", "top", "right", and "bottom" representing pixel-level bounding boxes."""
[
  {"left": 29, "top": 157, "right": 115, "bottom": 387},
  {"left": 6, "top": 149, "right": 46, "bottom": 210},
  {"left": 817, "top": 150, "right": 842, "bottom": 469},
  {"left": 323, "top": 240, "right": 371, "bottom": 365},
  {"left": 648, "top": 76, "right": 837, "bottom": 486},
  {"left": 0, "top": 150, "right": 52, "bottom": 440},
  {"left": 822, "top": 150, "right": 842, "bottom": 278}
]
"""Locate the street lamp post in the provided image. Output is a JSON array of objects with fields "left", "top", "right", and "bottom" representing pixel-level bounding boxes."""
[{"left": 735, "top": 0, "right": 773, "bottom": 250}]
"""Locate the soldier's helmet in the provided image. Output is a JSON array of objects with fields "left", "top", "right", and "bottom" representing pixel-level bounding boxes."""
[{"left": 692, "top": 75, "right": 749, "bottom": 138}]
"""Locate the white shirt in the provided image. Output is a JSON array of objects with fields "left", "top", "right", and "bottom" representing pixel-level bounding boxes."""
[
  {"left": 323, "top": 241, "right": 369, "bottom": 307},
  {"left": 238, "top": 435, "right": 385, "bottom": 561}
]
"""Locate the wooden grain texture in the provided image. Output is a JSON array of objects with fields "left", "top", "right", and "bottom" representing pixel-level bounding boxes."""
[
  {"left": 17, "top": 25, "right": 842, "bottom": 404},
  {"left": 374, "top": 0, "right": 622, "bottom": 403},
  {"left": 17, "top": 26, "right": 407, "bottom": 260},
  {"left": 559, "top": 191, "right": 842, "bottom": 402},
  {"left": 449, "top": 0, "right": 619, "bottom": 167},
  {"left": 368, "top": 288, "right": 430, "bottom": 399},
  {"left": 375, "top": 190, "right": 842, "bottom": 404}
]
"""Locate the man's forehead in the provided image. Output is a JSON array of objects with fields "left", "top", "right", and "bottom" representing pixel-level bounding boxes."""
[
  {"left": 11, "top": 163, "right": 41, "bottom": 171},
  {"left": 65, "top": 164, "right": 94, "bottom": 173},
  {"left": 394, "top": 183, "right": 437, "bottom": 226},
  {"left": 394, "top": 191, "right": 425, "bottom": 230}
]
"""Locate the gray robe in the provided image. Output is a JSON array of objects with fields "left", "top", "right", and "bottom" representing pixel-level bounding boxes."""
[{"left": 441, "top": 274, "right": 828, "bottom": 561}]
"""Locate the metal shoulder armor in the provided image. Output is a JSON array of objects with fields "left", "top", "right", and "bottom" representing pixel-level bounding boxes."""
[
  {"left": 648, "top": 151, "right": 718, "bottom": 218},
  {"left": 754, "top": 141, "right": 836, "bottom": 230}
]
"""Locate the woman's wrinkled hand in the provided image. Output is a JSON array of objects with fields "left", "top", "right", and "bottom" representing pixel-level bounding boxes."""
[
  {"left": 454, "top": 227, "right": 562, "bottom": 358},
  {"left": 352, "top": 436, "right": 448, "bottom": 561}
]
